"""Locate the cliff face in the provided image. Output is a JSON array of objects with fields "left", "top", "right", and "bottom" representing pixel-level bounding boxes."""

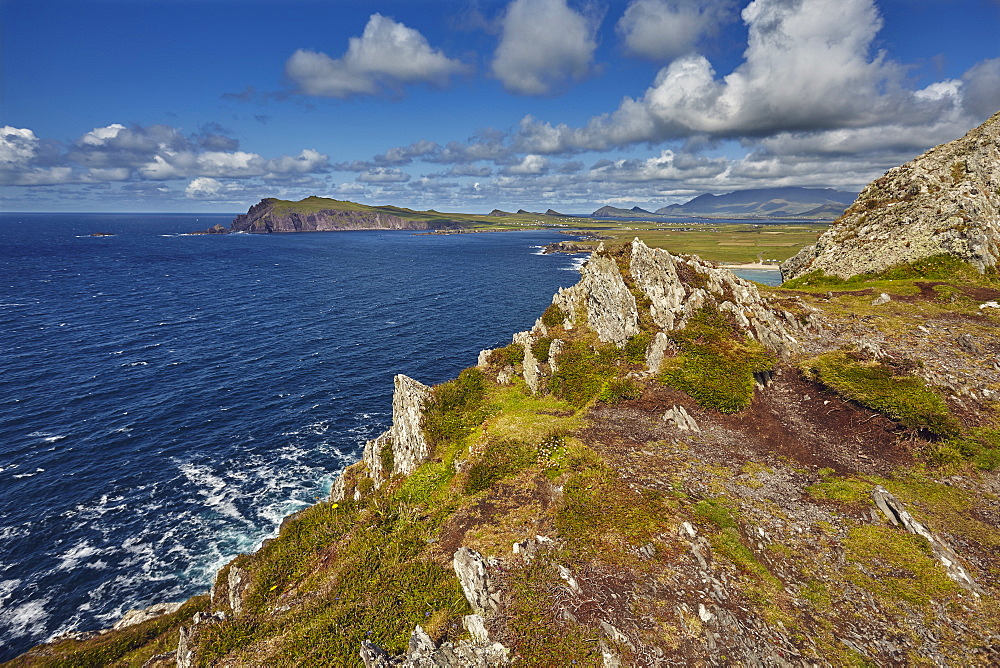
[
  {"left": 14, "top": 234, "right": 1000, "bottom": 666},
  {"left": 230, "top": 198, "right": 452, "bottom": 233},
  {"left": 783, "top": 110, "right": 1000, "bottom": 280}
]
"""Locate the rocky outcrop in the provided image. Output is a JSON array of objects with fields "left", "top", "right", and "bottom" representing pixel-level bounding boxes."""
[
  {"left": 332, "top": 374, "right": 432, "bottom": 499},
  {"left": 230, "top": 198, "right": 460, "bottom": 233},
  {"left": 551, "top": 244, "right": 639, "bottom": 347},
  {"left": 782, "top": 110, "right": 1000, "bottom": 280},
  {"left": 110, "top": 601, "right": 184, "bottom": 631}
]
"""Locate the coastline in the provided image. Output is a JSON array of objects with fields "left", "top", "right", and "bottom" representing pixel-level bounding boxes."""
[{"left": 720, "top": 262, "right": 781, "bottom": 271}]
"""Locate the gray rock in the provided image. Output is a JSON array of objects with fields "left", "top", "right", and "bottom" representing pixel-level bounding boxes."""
[
  {"left": 551, "top": 246, "right": 640, "bottom": 347},
  {"left": 228, "top": 565, "right": 246, "bottom": 617},
  {"left": 513, "top": 331, "right": 540, "bottom": 394},
  {"left": 548, "top": 339, "right": 565, "bottom": 373},
  {"left": 782, "top": 111, "right": 1000, "bottom": 280},
  {"left": 453, "top": 547, "right": 500, "bottom": 614},
  {"left": 360, "top": 374, "right": 433, "bottom": 486},
  {"left": 871, "top": 293, "right": 891, "bottom": 306},
  {"left": 663, "top": 405, "right": 700, "bottom": 432},
  {"left": 645, "top": 331, "right": 674, "bottom": 374},
  {"left": 957, "top": 333, "right": 982, "bottom": 354},
  {"left": 112, "top": 601, "right": 184, "bottom": 631},
  {"left": 871, "top": 486, "right": 983, "bottom": 595}
]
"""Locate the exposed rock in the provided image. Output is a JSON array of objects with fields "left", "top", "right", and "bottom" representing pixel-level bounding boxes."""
[
  {"left": 548, "top": 339, "right": 564, "bottom": 373},
  {"left": 231, "top": 197, "right": 461, "bottom": 233},
  {"left": 550, "top": 245, "right": 639, "bottom": 347},
  {"left": 361, "top": 618, "right": 511, "bottom": 667},
  {"left": 361, "top": 375, "right": 432, "bottom": 486},
  {"left": 782, "top": 111, "right": 1000, "bottom": 280},
  {"left": 512, "top": 331, "right": 540, "bottom": 393},
  {"left": 227, "top": 565, "right": 246, "bottom": 617},
  {"left": 477, "top": 349, "right": 494, "bottom": 369},
  {"left": 957, "top": 333, "right": 982, "bottom": 354},
  {"left": 663, "top": 405, "right": 700, "bottom": 432},
  {"left": 871, "top": 485, "right": 983, "bottom": 595},
  {"left": 645, "top": 331, "right": 674, "bottom": 374},
  {"left": 111, "top": 601, "right": 184, "bottom": 631},
  {"left": 453, "top": 547, "right": 500, "bottom": 615},
  {"left": 871, "top": 292, "right": 891, "bottom": 306}
]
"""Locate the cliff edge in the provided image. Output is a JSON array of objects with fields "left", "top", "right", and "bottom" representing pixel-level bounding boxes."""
[
  {"left": 782, "top": 110, "right": 1000, "bottom": 281},
  {"left": 230, "top": 196, "right": 463, "bottom": 233}
]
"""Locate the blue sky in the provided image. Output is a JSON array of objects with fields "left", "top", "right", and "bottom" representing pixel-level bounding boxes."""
[{"left": 2, "top": 0, "right": 998, "bottom": 213}]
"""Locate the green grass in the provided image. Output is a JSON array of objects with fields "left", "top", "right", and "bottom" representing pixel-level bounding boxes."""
[
  {"left": 548, "top": 340, "right": 620, "bottom": 408},
  {"left": 657, "top": 305, "right": 776, "bottom": 413},
  {"left": 422, "top": 367, "right": 492, "bottom": 448},
  {"left": 844, "top": 525, "right": 958, "bottom": 606},
  {"left": 489, "top": 343, "right": 524, "bottom": 367},
  {"left": 464, "top": 437, "right": 539, "bottom": 494},
  {"left": 801, "top": 350, "right": 959, "bottom": 437}
]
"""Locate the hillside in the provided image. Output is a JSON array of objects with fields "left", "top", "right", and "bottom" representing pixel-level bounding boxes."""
[
  {"left": 783, "top": 110, "right": 1000, "bottom": 280},
  {"left": 228, "top": 196, "right": 469, "bottom": 233},
  {"left": 655, "top": 187, "right": 856, "bottom": 219},
  {"left": 11, "top": 233, "right": 1000, "bottom": 666}
]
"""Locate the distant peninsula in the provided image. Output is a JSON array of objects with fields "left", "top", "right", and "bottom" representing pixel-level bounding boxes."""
[{"left": 591, "top": 187, "right": 857, "bottom": 221}]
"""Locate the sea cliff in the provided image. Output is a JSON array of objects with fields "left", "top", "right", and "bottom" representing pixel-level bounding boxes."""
[
  {"left": 228, "top": 197, "right": 464, "bottom": 233},
  {"left": 9, "top": 115, "right": 1000, "bottom": 666}
]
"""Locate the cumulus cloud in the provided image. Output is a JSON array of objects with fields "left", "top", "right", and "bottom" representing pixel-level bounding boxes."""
[
  {"left": 357, "top": 167, "right": 411, "bottom": 183},
  {"left": 501, "top": 154, "right": 549, "bottom": 174},
  {"left": 0, "top": 122, "right": 332, "bottom": 190},
  {"left": 185, "top": 176, "right": 225, "bottom": 198},
  {"left": 617, "top": 0, "right": 734, "bottom": 61},
  {"left": 492, "top": 0, "right": 599, "bottom": 95},
  {"left": 516, "top": 0, "right": 984, "bottom": 154},
  {"left": 286, "top": 14, "right": 466, "bottom": 98}
]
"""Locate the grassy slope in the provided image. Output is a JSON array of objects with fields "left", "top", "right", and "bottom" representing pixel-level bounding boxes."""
[{"left": 10, "top": 247, "right": 999, "bottom": 666}]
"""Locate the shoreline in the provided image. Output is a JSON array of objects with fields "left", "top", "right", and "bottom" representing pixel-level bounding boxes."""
[{"left": 721, "top": 262, "right": 781, "bottom": 271}]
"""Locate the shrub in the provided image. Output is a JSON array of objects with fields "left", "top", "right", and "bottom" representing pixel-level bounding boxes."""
[
  {"left": 597, "top": 377, "right": 642, "bottom": 403},
  {"left": 801, "top": 350, "right": 959, "bottom": 437},
  {"left": 464, "top": 438, "right": 536, "bottom": 494},
  {"left": 540, "top": 303, "right": 566, "bottom": 329},
  {"left": 489, "top": 343, "right": 523, "bottom": 367},
  {"left": 531, "top": 336, "right": 553, "bottom": 363},
  {"left": 548, "top": 340, "right": 615, "bottom": 408},
  {"left": 422, "top": 368, "right": 491, "bottom": 447},
  {"left": 658, "top": 305, "right": 776, "bottom": 413},
  {"left": 622, "top": 330, "right": 652, "bottom": 364}
]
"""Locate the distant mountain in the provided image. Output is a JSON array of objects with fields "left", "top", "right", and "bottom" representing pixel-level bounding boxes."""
[
  {"left": 591, "top": 205, "right": 637, "bottom": 217},
  {"left": 488, "top": 209, "right": 512, "bottom": 217},
  {"left": 655, "top": 187, "right": 856, "bottom": 219},
  {"left": 631, "top": 206, "right": 653, "bottom": 214},
  {"left": 545, "top": 209, "right": 568, "bottom": 217}
]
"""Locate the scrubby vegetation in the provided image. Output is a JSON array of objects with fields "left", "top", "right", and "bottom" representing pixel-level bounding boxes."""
[
  {"left": 801, "top": 350, "right": 959, "bottom": 437},
  {"left": 658, "top": 305, "right": 776, "bottom": 413}
]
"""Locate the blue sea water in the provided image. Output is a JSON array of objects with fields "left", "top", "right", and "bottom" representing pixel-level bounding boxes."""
[{"left": 0, "top": 214, "right": 588, "bottom": 660}]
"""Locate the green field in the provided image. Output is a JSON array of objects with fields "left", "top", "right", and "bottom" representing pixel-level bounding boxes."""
[{"left": 264, "top": 197, "right": 830, "bottom": 264}]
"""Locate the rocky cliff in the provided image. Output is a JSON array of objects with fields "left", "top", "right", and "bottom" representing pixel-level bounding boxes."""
[
  {"left": 11, "top": 119, "right": 1000, "bottom": 665},
  {"left": 230, "top": 197, "right": 461, "bottom": 233},
  {"left": 783, "top": 110, "right": 1000, "bottom": 280}
]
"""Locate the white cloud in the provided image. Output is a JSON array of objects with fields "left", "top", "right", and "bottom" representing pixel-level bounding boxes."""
[
  {"left": 502, "top": 154, "right": 549, "bottom": 174},
  {"left": 0, "top": 126, "right": 39, "bottom": 164},
  {"left": 516, "top": 0, "right": 976, "bottom": 154},
  {"left": 357, "top": 167, "right": 411, "bottom": 183},
  {"left": 286, "top": 14, "right": 466, "bottom": 98},
  {"left": 79, "top": 123, "right": 127, "bottom": 146},
  {"left": 492, "top": 0, "right": 599, "bottom": 95},
  {"left": 185, "top": 177, "right": 224, "bottom": 198},
  {"left": 266, "top": 148, "right": 330, "bottom": 175},
  {"left": 617, "top": 0, "right": 733, "bottom": 61}
]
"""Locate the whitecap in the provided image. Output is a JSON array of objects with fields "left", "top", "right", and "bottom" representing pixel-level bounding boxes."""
[
  {"left": 0, "top": 597, "right": 50, "bottom": 640},
  {"left": 57, "top": 541, "right": 102, "bottom": 572}
]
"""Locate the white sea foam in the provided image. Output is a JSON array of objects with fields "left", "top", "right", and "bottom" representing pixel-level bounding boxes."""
[
  {"left": 0, "top": 597, "right": 50, "bottom": 640},
  {"left": 0, "top": 578, "right": 21, "bottom": 605},
  {"left": 560, "top": 256, "right": 587, "bottom": 271},
  {"left": 56, "top": 541, "right": 102, "bottom": 572}
]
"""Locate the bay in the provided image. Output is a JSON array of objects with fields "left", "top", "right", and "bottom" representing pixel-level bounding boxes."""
[{"left": 0, "top": 214, "right": 582, "bottom": 660}]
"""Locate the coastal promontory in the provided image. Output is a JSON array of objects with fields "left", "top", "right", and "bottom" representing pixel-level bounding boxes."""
[{"left": 228, "top": 196, "right": 466, "bottom": 233}]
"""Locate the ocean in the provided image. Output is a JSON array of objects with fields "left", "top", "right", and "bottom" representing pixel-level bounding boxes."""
[
  {"left": 0, "top": 214, "right": 589, "bottom": 660},
  {"left": 0, "top": 213, "right": 780, "bottom": 660}
]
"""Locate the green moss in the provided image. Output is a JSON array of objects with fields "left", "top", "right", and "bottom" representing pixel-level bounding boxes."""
[
  {"left": 801, "top": 350, "right": 959, "bottom": 437},
  {"left": 531, "top": 336, "right": 553, "bottom": 363},
  {"left": 712, "top": 528, "right": 779, "bottom": 586},
  {"left": 396, "top": 460, "right": 454, "bottom": 505},
  {"left": 464, "top": 438, "right": 538, "bottom": 494},
  {"left": 622, "top": 331, "right": 652, "bottom": 364},
  {"left": 422, "top": 368, "right": 492, "bottom": 448},
  {"left": 548, "top": 340, "right": 617, "bottom": 408},
  {"left": 844, "top": 525, "right": 959, "bottom": 606},
  {"left": 806, "top": 476, "right": 873, "bottom": 505},
  {"left": 657, "top": 305, "right": 776, "bottom": 413},
  {"left": 930, "top": 428, "right": 1000, "bottom": 470},
  {"left": 692, "top": 498, "right": 739, "bottom": 529},
  {"left": 597, "top": 377, "right": 642, "bottom": 404},
  {"left": 540, "top": 303, "right": 566, "bottom": 329}
]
